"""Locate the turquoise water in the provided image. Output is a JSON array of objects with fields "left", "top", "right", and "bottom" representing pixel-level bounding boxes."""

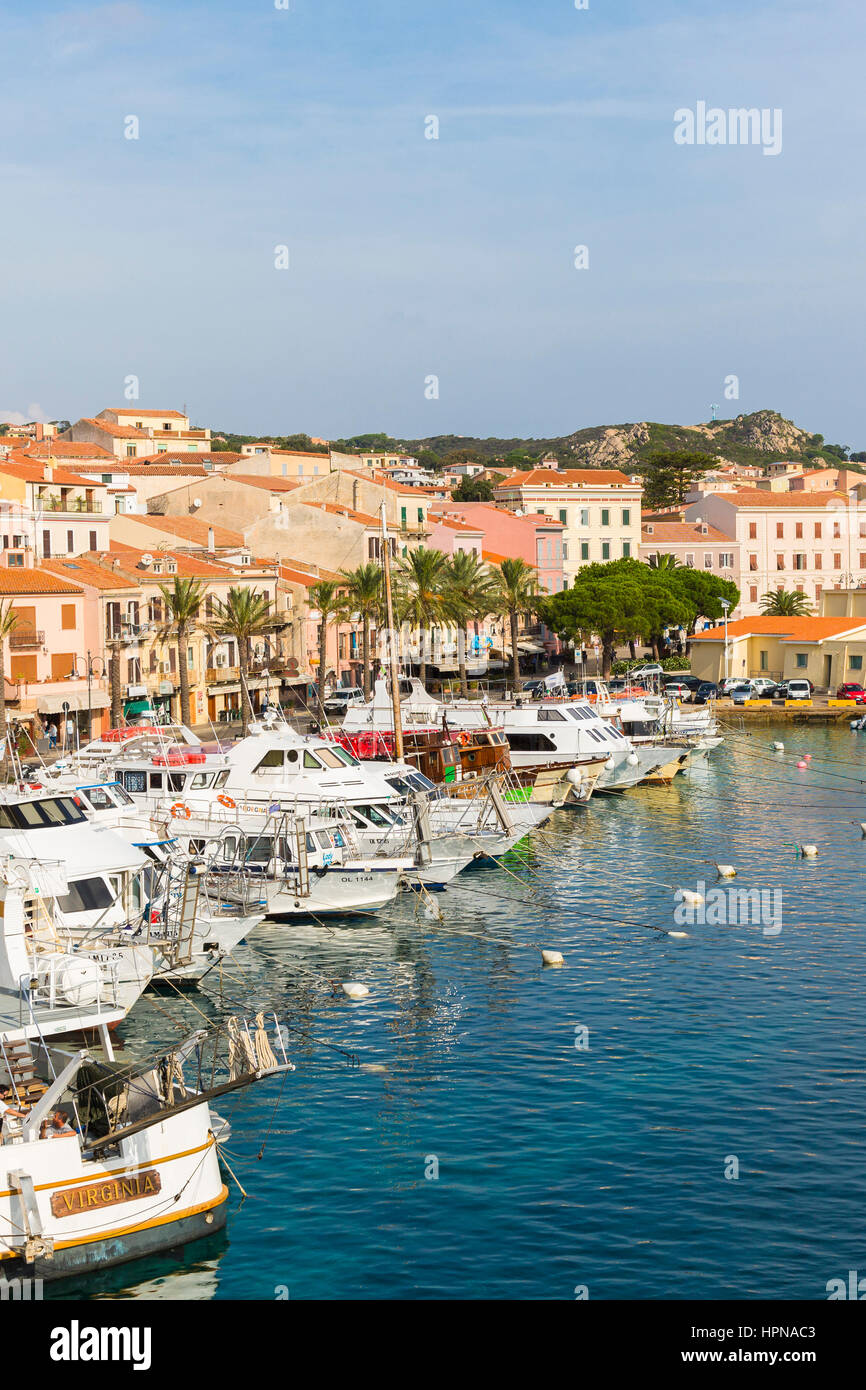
[{"left": 56, "top": 725, "right": 866, "bottom": 1300}]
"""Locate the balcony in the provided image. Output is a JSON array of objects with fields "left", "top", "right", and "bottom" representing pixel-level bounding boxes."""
[
  {"left": 207, "top": 665, "right": 240, "bottom": 682},
  {"left": 9, "top": 628, "right": 44, "bottom": 649},
  {"left": 39, "top": 496, "right": 104, "bottom": 515}
]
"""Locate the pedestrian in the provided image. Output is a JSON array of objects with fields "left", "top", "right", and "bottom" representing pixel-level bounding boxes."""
[
  {"left": 65, "top": 716, "right": 76, "bottom": 749},
  {"left": 47, "top": 721, "right": 58, "bottom": 751}
]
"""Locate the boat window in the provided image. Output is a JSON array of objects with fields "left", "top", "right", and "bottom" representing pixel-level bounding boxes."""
[
  {"left": 316, "top": 747, "right": 346, "bottom": 769},
  {"left": 328, "top": 746, "right": 359, "bottom": 766},
  {"left": 353, "top": 803, "right": 394, "bottom": 826},
  {"left": 333, "top": 829, "right": 346, "bottom": 848},
  {"left": 168, "top": 774, "right": 187, "bottom": 793},
  {"left": 506, "top": 733, "right": 558, "bottom": 752},
  {"left": 188, "top": 838, "right": 206, "bottom": 855},
  {"left": 122, "top": 771, "right": 147, "bottom": 794},
  {"left": 37, "top": 798, "right": 78, "bottom": 825},
  {"left": 407, "top": 773, "right": 435, "bottom": 792},
  {"left": 586, "top": 729, "right": 606, "bottom": 743},
  {"left": 254, "top": 750, "right": 285, "bottom": 772},
  {"left": 222, "top": 836, "right": 238, "bottom": 861},
  {"left": 385, "top": 775, "right": 411, "bottom": 795},
  {"left": 538, "top": 709, "right": 566, "bottom": 722},
  {"left": 149, "top": 773, "right": 163, "bottom": 790},
  {"left": 303, "top": 751, "right": 323, "bottom": 769},
  {"left": 82, "top": 786, "right": 115, "bottom": 811},
  {"left": 315, "top": 831, "right": 333, "bottom": 849},
  {"left": 245, "top": 836, "right": 273, "bottom": 864},
  {"left": 215, "top": 771, "right": 230, "bottom": 788},
  {"left": 16, "top": 801, "right": 51, "bottom": 827},
  {"left": 286, "top": 749, "right": 299, "bottom": 764},
  {"left": 191, "top": 773, "right": 212, "bottom": 788},
  {"left": 112, "top": 783, "right": 134, "bottom": 805},
  {"left": 56, "top": 877, "right": 114, "bottom": 914}
]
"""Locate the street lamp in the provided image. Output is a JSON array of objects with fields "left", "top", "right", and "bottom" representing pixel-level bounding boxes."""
[
  {"left": 69, "top": 651, "right": 105, "bottom": 744},
  {"left": 720, "top": 598, "right": 731, "bottom": 686}
]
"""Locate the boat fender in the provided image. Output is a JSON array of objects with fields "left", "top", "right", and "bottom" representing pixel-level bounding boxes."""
[
  {"left": 541, "top": 949, "right": 564, "bottom": 967},
  {"left": 799, "top": 844, "right": 818, "bottom": 857}
]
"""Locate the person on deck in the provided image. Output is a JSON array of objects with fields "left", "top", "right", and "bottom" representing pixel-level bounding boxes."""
[{"left": 40, "top": 1109, "right": 76, "bottom": 1139}]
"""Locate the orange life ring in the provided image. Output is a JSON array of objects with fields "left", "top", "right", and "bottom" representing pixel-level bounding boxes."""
[
  {"left": 217, "top": 793, "right": 236, "bottom": 809},
  {"left": 171, "top": 802, "right": 191, "bottom": 819},
  {"left": 458, "top": 731, "right": 471, "bottom": 747}
]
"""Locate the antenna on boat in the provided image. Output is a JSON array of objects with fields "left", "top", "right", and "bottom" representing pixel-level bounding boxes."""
[{"left": 380, "top": 500, "right": 404, "bottom": 761}]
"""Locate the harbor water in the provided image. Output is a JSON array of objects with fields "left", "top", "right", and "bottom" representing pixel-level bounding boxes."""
[{"left": 54, "top": 725, "right": 866, "bottom": 1300}]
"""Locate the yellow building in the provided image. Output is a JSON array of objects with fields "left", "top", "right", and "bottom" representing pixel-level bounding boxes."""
[{"left": 689, "top": 615, "right": 866, "bottom": 691}]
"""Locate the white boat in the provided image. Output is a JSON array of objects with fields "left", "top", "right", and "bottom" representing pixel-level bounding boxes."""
[{"left": 0, "top": 1014, "right": 293, "bottom": 1282}]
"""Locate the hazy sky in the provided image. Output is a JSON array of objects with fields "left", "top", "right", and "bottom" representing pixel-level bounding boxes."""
[{"left": 1, "top": 0, "right": 864, "bottom": 445}]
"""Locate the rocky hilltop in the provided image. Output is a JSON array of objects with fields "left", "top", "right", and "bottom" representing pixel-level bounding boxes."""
[{"left": 408, "top": 410, "right": 854, "bottom": 474}]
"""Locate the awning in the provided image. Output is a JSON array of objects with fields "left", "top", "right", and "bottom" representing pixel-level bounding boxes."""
[
  {"left": 517, "top": 641, "right": 545, "bottom": 654},
  {"left": 35, "top": 691, "right": 110, "bottom": 714},
  {"left": 124, "top": 699, "right": 155, "bottom": 716}
]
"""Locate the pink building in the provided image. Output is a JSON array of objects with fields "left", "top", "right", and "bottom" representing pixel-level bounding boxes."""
[{"left": 429, "top": 503, "right": 566, "bottom": 593}]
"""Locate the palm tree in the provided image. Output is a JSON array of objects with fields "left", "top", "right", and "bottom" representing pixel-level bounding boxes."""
[
  {"left": 339, "top": 563, "right": 382, "bottom": 699},
  {"left": 156, "top": 578, "right": 205, "bottom": 727},
  {"left": 0, "top": 600, "right": 19, "bottom": 759},
  {"left": 491, "top": 558, "right": 539, "bottom": 691},
  {"left": 444, "top": 551, "right": 497, "bottom": 696},
  {"left": 309, "top": 581, "right": 350, "bottom": 720},
  {"left": 760, "top": 588, "right": 814, "bottom": 617},
  {"left": 394, "top": 546, "right": 449, "bottom": 687},
  {"left": 210, "top": 586, "right": 277, "bottom": 734},
  {"left": 649, "top": 552, "right": 682, "bottom": 570},
  {"left": 108, "top": 640, "right": 123, "bottom": 727}
]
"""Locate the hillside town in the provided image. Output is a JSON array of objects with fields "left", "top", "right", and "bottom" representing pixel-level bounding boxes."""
[{"left": 2, "top": 405, "right": 866, "bottom": 745}]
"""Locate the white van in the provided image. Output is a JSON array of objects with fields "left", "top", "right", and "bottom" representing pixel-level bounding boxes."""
[{"left": 786, "top": 679, "right": 812, "bottom": 701}]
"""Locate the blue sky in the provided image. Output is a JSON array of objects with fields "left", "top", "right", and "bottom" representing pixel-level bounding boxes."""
[{"left": 1, "top": 0, "right": 864, "bottom": 445}]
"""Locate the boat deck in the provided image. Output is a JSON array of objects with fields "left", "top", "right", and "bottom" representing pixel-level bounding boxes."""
[{"left": 0, "top": 988, "right": 124, "bottom": 1044}]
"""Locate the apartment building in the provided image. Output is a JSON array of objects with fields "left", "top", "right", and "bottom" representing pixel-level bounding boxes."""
[
  {"left": 0, "top": 457, "right": 112, "bottom": 560},
  {"left": 430, "top": 501, "right": 566, "bottom": 593},
  {"left": 0, "top": 566, "right": 108, "bottom": 740},
  {"left": 689, "top": 615, "right": 866, "bottom": 690},
  {"left": 60, "top": 408, "right": 212, "bottom": 460},
  {"left": 685, "top": 490, "right": 866, "bottom": 615},
  {"left": 493, "top": 466, "right": 642, "bottom": 582},
  {"left": 640, "top": 520, "right": 739, "bottom": 580}
]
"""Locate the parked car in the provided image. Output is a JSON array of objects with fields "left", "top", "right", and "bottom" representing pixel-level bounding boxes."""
[
  {"left": 630, "top": 664, "right": 664, "bottom": 681},
  {"left": 694, "top": 681, "right": 719, "bottom": 704},
  {"left": 323, "top": 686, "right": 367, "bottom": 716},
  {"left": 718, "top": 677, "right": 742, "bottom": 696},
  {"left": 731, "top": 682, "right": 757, "bottom": 706},
  {"left": 785, "top": 679, "right": 813, "bottom": 701},
  {"left": 836, "top": 682, "right": 866, "bottom": 703},
  {"left": 663, "top": 680, "right": 693, "bottom": 703},
  {"left": 521, "top": 680, "right": 545, "bottom": 699},
  {"left": 680, "top": 675, "right": 703, "bottom": 692},
  {"left": 749, "top": 677, "right": 779, "bottom": 698}
]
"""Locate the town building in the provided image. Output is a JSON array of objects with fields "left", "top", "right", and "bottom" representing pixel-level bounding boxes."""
[
  {"left": 685, "top": 491, "right": 866, "bottom": 615},
  {"left": 689, "top": 615, "right": 866, "bottom": 691},
  {"left": 493, "top": 467, "right": 642, "bottom": 582},
  {"left": 639, "top": 520, "right": 739, "bottom": 581}
]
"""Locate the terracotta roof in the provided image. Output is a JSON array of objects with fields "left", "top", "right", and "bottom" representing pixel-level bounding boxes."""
[
  {"left": 641, "top": 521, "right": 734, "bottom": 544},
  {"left": 23, "top": 441, "right": 114, "bottom": 461},
  {"left": 481, "top": 549, "right": 509, "bottom": 565},
  {"left": 693, "top": 616, "right": 866, "bottom": 642},
  {"left": 0, "top": 567, "right": 82, "bottom": 595},
  {"left": 0, "top": 458, "right": 107, "bottom": 488},
  {"left": 41, "top": 556, "right": 141, "bottom": 592},
  {"left": 123, "top": 465, "right": 210, "bottom": 478},
  {"left": 77, "top": 418, "right": 150, "bottom": 439},
  {"left": 495, "top": 468, "right": 634, "bottom": 488},
  {"left": 129, "top": 452, "right": 241, "bottom": 468},
  {"left": 116, "top": 514, "right": 245, "bottom": 547},
  {"left": 102, "top": 409, "right": 187, "bottom": 420},
  {"left": 706, "top": 489, "right": 850, "bottom": 508}
]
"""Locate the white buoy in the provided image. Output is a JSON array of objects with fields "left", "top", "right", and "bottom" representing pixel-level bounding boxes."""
[
  {"left": 860, "top": 823, "right": 866, "bottom": 838},
  {"left": 541, "top": 949, "right": 565, "bottom": 967},
  {"left": 676, "top": 888, "right": 704, "bottom": 905},
  {"left": 359, "top": 1062, "right": 387, "bottom": 1073},
  {"left": 342, "top": 982, "right": 370, "bottom": 999},
  {"left": 715, "top": 864, "right": 737, "bottom": 878},
  {"left": 799, "top": 844, "right": 818, "bottom": 858},
  {"left": 668, "top": 931, "right": 689, "bottom": 938},
  {"left": 773, "top": 741, "right": 784, "bottom": 751}
]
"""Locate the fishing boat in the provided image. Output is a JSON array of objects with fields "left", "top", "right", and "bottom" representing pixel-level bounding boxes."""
[{"left": 0, "top": 1014, "right": 293, "bottom": 1281}]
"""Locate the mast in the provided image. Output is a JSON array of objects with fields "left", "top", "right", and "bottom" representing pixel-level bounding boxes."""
[{"left": 380, "top": 501, "right": 404, "bottom": 759}]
